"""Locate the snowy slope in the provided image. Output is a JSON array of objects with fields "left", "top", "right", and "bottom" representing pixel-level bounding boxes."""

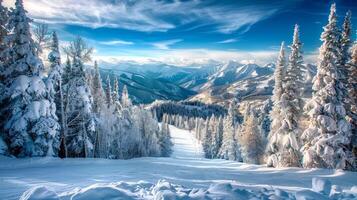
[
  {"left": 0, "top": 126, "right": 356, "bottom": 199},
  {"left": 191, "top": 62, "right": 316, "bottom": 104}
]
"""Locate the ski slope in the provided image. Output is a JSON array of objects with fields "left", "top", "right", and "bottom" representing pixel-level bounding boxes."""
[{"left": 0, "top": 125, "right": 356, "bottom": 199}]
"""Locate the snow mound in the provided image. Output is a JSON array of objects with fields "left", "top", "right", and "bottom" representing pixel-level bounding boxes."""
[{"left": 20, "top": 179, "right": 357, "bottom": 200}]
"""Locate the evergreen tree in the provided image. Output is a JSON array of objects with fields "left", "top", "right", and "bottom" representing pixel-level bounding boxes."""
[
  {"left": 266, "top": 42, "right": 286, "bottom": 167},
  {"left": 219, "top": 102, "right": 241, "bottom": 161},
  {"left": 112, "top": 77, "right": 120, "bottom": 103},
  {"left": 347, "top": 42, "right": 357, "bottom": 169},
  {"left": 211, "top": 116, "right": 223, "bottom": 158},
  {"left": 158, "top": 122, "right": 173, "bottom": 157},
  {"left": 105, "top": 75, "right": 112, "bottom": 108},
  {"left": 302, "top": 4, "right": 353, "bottom": 169},
  {"left": 202, "top": 117, "right": 213, "bottom": 158},
  {"left": 0, "top": 0, "right": 9, "bottom": 60},
  {"left": 47, "top": 31, "right": 65, "bottom": 157},
  {"left": 339, "top": 11, "right": 352, "bottom": 107},
  {"left": 121, "top": 85, "right": 132, "bottom": 108},
  {"left": 269, "top": 42, "right": 286, "bottom": 143},
  {"left": 62, "top": 56, "right": 72, "bottom": 85},
  {"left": 90, "top": 61, "right": 105, "bottom": 114},
  {"left": 277, "top": 24, "right": 304, "bottom": 167},
  {"left": 1, "top": 0, "right": 60, "bottom": 157},
  {"left": 260, "top": 98, "right": 272, "bottom": 138},
  {"left": 64, "top": 36, "right": 95, "bottom": 158},
  {"left": 0, "top": 0, "right": 10, "bottom": 152}
]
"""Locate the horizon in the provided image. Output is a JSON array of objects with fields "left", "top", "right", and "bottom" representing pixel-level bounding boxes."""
[{"left": 4, "top": 0, "right": 357, "bottom": 66}]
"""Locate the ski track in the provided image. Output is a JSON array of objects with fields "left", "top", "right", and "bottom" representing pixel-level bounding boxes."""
[{"left": 0, "top": 125, "right": 356, "bottom": 199}]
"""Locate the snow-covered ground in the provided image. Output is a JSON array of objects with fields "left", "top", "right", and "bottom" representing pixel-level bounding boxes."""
[{"left": 0, "top": 125, "right": 356, "bottom": 199}]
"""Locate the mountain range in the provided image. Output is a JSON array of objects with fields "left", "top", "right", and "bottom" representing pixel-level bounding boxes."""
[{"left": 99, "top": 60, "right": 316, "bottom": 105}]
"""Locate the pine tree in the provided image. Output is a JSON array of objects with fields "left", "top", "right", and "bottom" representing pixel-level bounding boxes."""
[
  {"left": 0, "top": 0, "right": 9, "bottom": 59},
  {"left": 260, "top": 98, "right": 272, "bottom": 138},
  {"left": 90, "top": 61, "right": 105, "bottom": 114},
  {"left": 112, "top": 77, "right": 121, "bottom": 107},
  {"left": 64, "top": 36, "right": 95, "bottom": 158},
  {"left": 121, "top": 84, "right": 132, "bottom": 108},
  {"left": 302, "top": 4, "right": 353, "bottom": 169},
  {"left": 219, "top": 102, "right": 241, "bottom": 161},
  {"left": 0, "top": 0, "right": 10, "bottom": 153},
  {"left": 62, "top": 56, "right": 72, "bottom": 86},
  {"left": 211, "top": 116, "right": 223, "bottom": 158},
  {"left": 202, "top": 117, "right": 212, "bottom": 158},
  {"left": 105, "top": 75, "right": 112, "bottom": 108},
  {"left": 339, "top": 11, "right": 352, "bottom": 106},
  {"left": 266, "top": 42, "right": 297, "bottom": 167},
  {"left": 47, "top": 31, "right": 65, "bottom": 157},
  {"left": 347, "top": 42, "right": 357, "bottom": 169},
  {"left": 275, "top": 24, "right": 304, "bottom": 167},
  {"left": 2, "top": 0, "right": 60, "bottom": 157},
  {"left": 269, "top": 42, "right": 286, "bottom": 143}
]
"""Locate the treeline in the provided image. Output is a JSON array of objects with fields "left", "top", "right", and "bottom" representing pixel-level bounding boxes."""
[
  {"left": 0, "top": 0, "right": 172, "bottom": 159},
  {"left": 163, "top": 100, "right": 272, "bottom": 163},
  {"left": 151, "top": 100, "right": 228, "bottom": 122}
]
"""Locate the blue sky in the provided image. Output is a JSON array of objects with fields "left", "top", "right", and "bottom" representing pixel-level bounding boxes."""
[{"left": 4, "top": 0, "right": 357, "bottom": 66}]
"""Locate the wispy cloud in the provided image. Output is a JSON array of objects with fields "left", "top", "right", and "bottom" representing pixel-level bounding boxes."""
[
  {"left": 5, "top": 0, "right": 299, "bottom": 33},
  {"left": 151, "top": 39, "right": 182, "bottom": 50},
  {"left": 99, "top": 40, "right": 134, "bottom": 46},
  {"left": 217, "top": 39, "right": 238, "bottom": 44}
]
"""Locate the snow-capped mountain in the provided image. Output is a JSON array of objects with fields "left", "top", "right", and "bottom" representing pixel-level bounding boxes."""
[
  {"left": 99, "top": 67, "right": 197, "bottom": 104},
  {"left": 97, "top": 61, "right": 220, "bottom": 104},
  {"left": 190, "top": 61, "right": 316, "bottom": 104},
  {"left": 98, "top": 60, "right": 316, "bottom": 105},
  {"left": 190, "top": 61, "right": 276, "bottom": 104}
]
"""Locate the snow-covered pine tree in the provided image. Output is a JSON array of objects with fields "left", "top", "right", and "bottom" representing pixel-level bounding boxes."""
[
  {"left": 347, "top": 42, "right": 357, "bottom": 169},
  {"left": 121, "top": 84, "right": 132, "bottom": 108},
  {"left": 46, "top": 31, "right": 65, "bottom": 157},
  {"left": 91, "top": 61, "right": 105, "bottom": 114},
  {"left": 0, "top": 0, "right": 8, "bottom": 59},
  {"left": 112, "top": 77, "right": 121, "bottom": 111},
  {"left": 158, "top": 121, "right": 173, "bottom": 157},
  {"left": 105, "top": 75, "right": 112, "bottom": 108},
  {"left": 275, "top": 24, "right": 304, "bottom": 167},
  {"left": 269, "top": 41, "right": 286, "bottom": 141},
  {"left": 202, "top": 117, "right": 211, "bottom": 158},
  {"left": 339, "top": 11, "right": 352, "bottom": 108},
  {"left": 64, "top": 36, "right": 95, "bottom": 158},
  {"left": 266, "top": 42, "right": 285, "bottom": 167},
  {"left": 260, "top": 98, "right": 272, "bottom": 138},
  {"left": 219, "top": 102, "right": 241, "bottom": 161},
  {"left": 62, "top": 56, "right": 72, "bottom": 86},
  {"left": 302, "top": 4, "right": 353, "bottom": 170},
  {"left": 0, "top": 0, "right": 9, "bottom": 153},
  {"left": 211, "top": 116, "right": 223, "bottom": 158},
  {"left": 1, "top": 0, "right": 60, "bottom": 157}
]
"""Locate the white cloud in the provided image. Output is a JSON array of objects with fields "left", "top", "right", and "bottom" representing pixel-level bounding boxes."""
[
  {"left": 99, "top": 40, "right": 134, "bottom": 46},
  {"left": 151, "top": 39, "right": 182, "bottom": 50},
  {"left": 217, "top": 39, "right": 238, "bottom": 44},
  {"left": 94, "top": 48, "right": 280, "bottom": 67},
  {"left": 4, "top": 0, "right": 298, "bottom": 33}
]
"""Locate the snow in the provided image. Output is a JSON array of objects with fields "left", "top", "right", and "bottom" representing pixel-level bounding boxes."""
[
  {"left": 312, "top": 178, "right": 331, "bottom": 195},
  {"left": 0, "top": 125, "right": 357, "bottom": 199}
]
